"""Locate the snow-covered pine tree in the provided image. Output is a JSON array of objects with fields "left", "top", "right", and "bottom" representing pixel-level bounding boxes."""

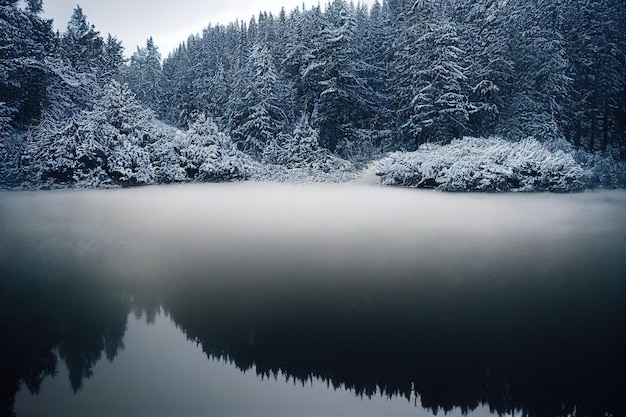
[
  {"left": 96, "top": 81, "right": 155, "bottom": 186},
  {"left": 561, "top": 0, "right": 625, "bottom": 151},
  {"left": 60, "top": 6, "right": 105, "bottom": 75},
  {"left": 206, "top": 63, "right": 232, "bottom": 125},
  {"left": 232, "top": 41, "right": 285, "bottom": 157},
  {"left": 24, "top": 0, "right": 42, "bottom": 14},
  {"left": 395, "top": 2, "right": 472, "bottom": 146},
  {"left": 126, "top": 37, "right": 164, "bottom": 115},
  {"left": 101, "top": 34, "right": 126, "bottom": 82},
  {"left": 161, "top": 41, "right": 195, "bottom": 127},
  {"left": 454, "top": 0, "right": 513, "bottom": 138},
  {"left": 280, "top": 114, "right": 323, "bottom": 168},
  {"left": 0, "top": 102, "right": 19, "bottom": 186},
  {"left": 496, "top": 0, "right": 570, "bottom": 141},
  {"left": 0, "top": 0, "right": 56, "bottom": 126},
  {"left": 359, "top": 0, "right": 395, "bottom": 144},
  {"left": 182, "top": 112, "right": 251, "bottom": 181},
  {"left": 302, "top": 0, "right": 373, "bottom": 152}
]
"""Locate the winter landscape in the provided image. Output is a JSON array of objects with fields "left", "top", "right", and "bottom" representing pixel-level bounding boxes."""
[
  {"left": 1, "top": 0, "right": 625, "bottom": 190},
  {"left": 1, "top": 0, "right": 626, "bottom": 417}
]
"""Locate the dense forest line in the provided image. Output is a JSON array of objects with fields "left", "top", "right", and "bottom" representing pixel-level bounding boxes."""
[{"left": 1, "top": 0, "right": 625, "bottom": 190}]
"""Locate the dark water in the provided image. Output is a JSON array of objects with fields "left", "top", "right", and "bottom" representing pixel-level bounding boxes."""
[{"left": 1, "top": 184, "right": 625, "bottom": 417}]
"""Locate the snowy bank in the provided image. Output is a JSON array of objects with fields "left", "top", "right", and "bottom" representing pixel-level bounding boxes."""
[{"left": 374, "top": 137, "right": 625, "bottom": 192}]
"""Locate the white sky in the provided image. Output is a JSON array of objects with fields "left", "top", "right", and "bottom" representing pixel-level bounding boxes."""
[{"left": 40, "top": 0, "right": 376, "bottom": 58}]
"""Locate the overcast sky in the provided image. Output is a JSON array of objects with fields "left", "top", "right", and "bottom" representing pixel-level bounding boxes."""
[{"left": 41, "top": 0, "right": 376, "bottom": 58}]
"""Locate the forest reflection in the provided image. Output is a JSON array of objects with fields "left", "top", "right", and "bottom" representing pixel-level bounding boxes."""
[{"left": 1, "top": 254, "right": 623, "bottom": 417}]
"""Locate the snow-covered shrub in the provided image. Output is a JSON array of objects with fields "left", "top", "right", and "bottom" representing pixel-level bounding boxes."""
[
  {"left": 375, "top": 137, "right": 591, "bottom": 192},
  {"left": 262, "top": 118, "right": 352, "bottom": 174},
  {"left": 504, "top": 138, "right": 589, "bottom": 191},
  {"left": 106, "top": 135, "right": 155, "bottom": 186},
  {"left": 573, "top": 147, "right": 626, "bottom": 188},
  {"left": 251, "top": 163, "right": 360, "bottom": 183},
  {"left": 182, "top": 114, "right": 255, "bottom": 181},
  {"left": 21, "top": 116, "right": 83, "bottom": 187},
  {"left": 148, "top": 127, "right": 188, "bottom": 184}
]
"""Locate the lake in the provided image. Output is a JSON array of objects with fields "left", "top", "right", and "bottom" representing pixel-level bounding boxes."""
[{"left": 1, "top": 183, "right": 624, "bottom": 417}]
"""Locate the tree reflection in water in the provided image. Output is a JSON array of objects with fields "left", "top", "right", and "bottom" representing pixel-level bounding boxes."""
[
  {"left": 1, "top": 259, "right": 623, "bottom": 417},
  {"left": 0, "top": 272, "right": 130, "bottom": 415}
]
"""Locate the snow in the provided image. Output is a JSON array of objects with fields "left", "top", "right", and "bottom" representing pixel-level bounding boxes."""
[
  {"left": 2, "top": 0, "right": 625, "bottom": 196},
  {"left": 4, "top": 120, "right": 625, "bottom": 191},
  {"left": 372, "top": 136, "right": 623, "bottom": 192},
  {"left": 2, "top": 80, "right": 360, "bottom": 190}
]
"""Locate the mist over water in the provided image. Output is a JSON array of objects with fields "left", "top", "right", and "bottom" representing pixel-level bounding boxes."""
[
  {"left": 1, "top": 184, "right": 625, "bottom": 417},
  {"left": 3, "top": 183, "right": 623, "bottom": 283}
]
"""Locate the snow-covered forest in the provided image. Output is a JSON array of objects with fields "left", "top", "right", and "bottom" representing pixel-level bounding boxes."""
[{"left": 1, "top": 0, "right": 625, "bottom": 191}]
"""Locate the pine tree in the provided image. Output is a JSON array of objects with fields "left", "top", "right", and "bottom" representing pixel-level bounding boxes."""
[
  {"left": 495, "top": 0, "right": 570, "bottom": 141},
  {"left": 25, "top": 0, "right": 42, "bottom": 14},
  {"left": 0, "top": 102, "right": 19, "bottom": 185},
  {"left": 562, "top": 0, "right": 626, "bottom": 151},
  {"left": 456, "top": 0, "right": 513, "bottom": 137},
  {"left": 302, "top": 1, "right": 373, "bottom": 152},
  {"left": 102, "top": 34, "right": 126, "bottom": 81},
  {"left": 395, "top": 2, "right": 472, "bottom": 145},
  {"left": 87, "top": 80, "right": 155, "bottom": 186},
  {"left": 60, "top": 6, "right": 105, "bottom": 74},
  {"left": 161, "top": 43, "right": 194, "bottom": 127},
  {"left": 127, "top": 37, "right": 164, "bottom": 114},
  {"left": 0, "top": 0, "right": 56, "bottom": 126},
  {"left": 232, "top": 42, "right": 285, "bottom": 157}
]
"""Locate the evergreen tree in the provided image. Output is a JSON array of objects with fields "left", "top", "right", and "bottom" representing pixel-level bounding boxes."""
[
  {"left": 102, "top": 34, "right": 126, "bottom": 81},
  {"left": 161, "top": 42, "right": 194, "bottom": 127},
  {"left": 562, "top": 0, "right": 626, "bottom": 151},
  {"left": 496, "top": 0, "right": 570, "bottom": 141},
  {"left": 0, "top": 0, "right": 56, "bottom": 126},
  {"left": 0, "top": 102, "right": 19, "bottom": 185},
  {"left": 127, "top": 37, "right": 164, "bottom": 114},
  {"left": 60, "top": 6, "right": 105, "bottom": 75},
  {"left": 25, "top": 0, "right": 42, "bottom": 14},
  {"left": 302, "top": 1, "right": 373, "bottom": 152},
  {"left": 456, "top": 0, "right": 513, "bottom": 138},
  {"left": 394, "top": 2, "right": 472, "bottom": 145},
  {"left": 232, "top": 42, "right": 286, "bottom": 157}
]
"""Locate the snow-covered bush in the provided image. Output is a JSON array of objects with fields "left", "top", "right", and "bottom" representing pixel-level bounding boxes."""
[
  {"left": 182, "top": 114, "right": 255, "bottom": 181},
  {"left": 148, "top": 127, "right": 188, "bottom": 184},
  {"left": 573, "top": 147, "right": 626, "bottom": 189},
  {"left": 251, "top": 163, "right": 359, "bottom": 183},
  {"left": 21, "top": 116, "right": 84, "bottom": 187},
  {"left": 375, "top": 137, "right": 591, "bottom": 192},
  {"left": 106, "top": 134, "right": 155, "bottom": 186},
  {"left": 17, "top": 83, "right": 260, "bottom": 189},
  {"left": 262, "top": 118, "right": 352, "bottom": 174}
]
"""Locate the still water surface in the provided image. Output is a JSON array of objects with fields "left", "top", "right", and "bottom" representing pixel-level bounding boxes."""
[{"left": 1, "top": 183, "right": 625, "bottom": 417}]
